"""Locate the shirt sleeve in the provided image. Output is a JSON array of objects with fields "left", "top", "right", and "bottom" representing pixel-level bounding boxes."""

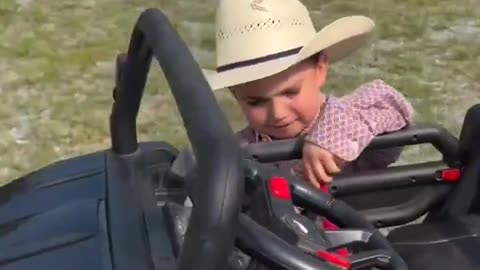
[{"left": 305, "top": 79, "right": 415, "bottom": 161}]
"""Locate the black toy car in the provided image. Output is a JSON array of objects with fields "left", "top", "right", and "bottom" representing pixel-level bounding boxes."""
[{"left": 2, "top": 8, "right": 480, "bottom": 270}]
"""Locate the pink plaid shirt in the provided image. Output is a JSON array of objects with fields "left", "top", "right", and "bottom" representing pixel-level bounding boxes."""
[{"left": 237, "top": 79, "right": 415, "bottom": 176}]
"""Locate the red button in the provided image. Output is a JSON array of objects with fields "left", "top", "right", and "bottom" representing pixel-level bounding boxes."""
[
  {"left": 441, "top": 168, "right": 461, "bottom": 182},
  {"left": 322, "top": 219, "right": 339, "bottom": 230},
  {"left": 319, "top": 183, "right": 329, "bottom": 193},
  {"left": 268, "top": 177, "right": 291, "bottom": 201},
  {"left": 316, "top": 250, "right": 351, "bottom": 269}
]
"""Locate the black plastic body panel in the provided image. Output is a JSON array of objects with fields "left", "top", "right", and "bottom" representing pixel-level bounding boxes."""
[
  {"left": 0, "top": 141, "right": 178, "bottom": 270},
  {"left": 0, "top": 149, "right": 110, "bottom": 270}
]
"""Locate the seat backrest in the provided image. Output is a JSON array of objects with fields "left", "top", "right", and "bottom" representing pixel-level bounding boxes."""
[
  {"left": 458, "top": 104, "right": 480, "bottom": 162},
  {"left": 436, "top": 104, "right": 480, "bottom": 216}
]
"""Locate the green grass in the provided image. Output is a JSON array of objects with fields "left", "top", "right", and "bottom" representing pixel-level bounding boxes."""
[{"left": 0, "top": 0, "right": 479, "bottom": 185}]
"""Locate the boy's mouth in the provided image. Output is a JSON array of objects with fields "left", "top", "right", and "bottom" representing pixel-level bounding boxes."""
[{"left": 273, "top": 121, "right": 294, "bottom": 129}]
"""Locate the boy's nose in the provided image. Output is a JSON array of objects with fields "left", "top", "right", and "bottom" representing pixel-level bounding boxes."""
[{"left": 269, "top": 100, "right": 289, "bottom": 121}]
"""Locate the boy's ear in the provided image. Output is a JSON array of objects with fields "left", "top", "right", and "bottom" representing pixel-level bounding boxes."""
[
  {"left": 228, "top": 88, "right": 238, "bottom": 99},
  {"left": 227, "top": 87, "right": 238, "bottom": 100},
  {"left": 314, "top": 53, "right": 329, "bottom": 88},
  {"left": 315, "top": 52, "right": 329, "bottom": 70}
]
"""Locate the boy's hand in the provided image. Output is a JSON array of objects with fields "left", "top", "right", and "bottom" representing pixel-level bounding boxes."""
[{"left": 302, "top": 141, "right": 345, "bottom": 189}]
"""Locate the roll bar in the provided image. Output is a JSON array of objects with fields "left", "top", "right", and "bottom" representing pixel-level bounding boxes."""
[
  {"left": 242, "top": 124, "right": 461, "bottom": 227},
  {"left": 243, "top": 123, "right": 461, "bottom": 167}
]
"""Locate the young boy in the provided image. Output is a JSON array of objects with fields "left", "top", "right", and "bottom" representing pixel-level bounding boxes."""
[{"left": 203, "top": 0, "right": 414, "bottom": 188}]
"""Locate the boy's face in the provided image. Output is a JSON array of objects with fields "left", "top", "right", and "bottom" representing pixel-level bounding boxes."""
[{"left": 230, "top": 54, "right": 328, "bottom": 139}]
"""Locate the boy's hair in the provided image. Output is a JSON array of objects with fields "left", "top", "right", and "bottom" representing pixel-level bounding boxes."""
[
  {"left": 228, "top": 50, "right": 327, "bottom": 93},
  {"left": 305, "top": 51, "right": 326, "bottom": 66}
]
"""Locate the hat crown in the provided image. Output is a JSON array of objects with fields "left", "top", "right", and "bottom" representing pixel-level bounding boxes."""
[{"left": 215, "top": 0, "right": 316, "bottom": 67}]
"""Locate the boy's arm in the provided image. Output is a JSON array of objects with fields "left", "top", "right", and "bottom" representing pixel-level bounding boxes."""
[{"left": 305, "top": 79, "right": 415, "bottom": 162}]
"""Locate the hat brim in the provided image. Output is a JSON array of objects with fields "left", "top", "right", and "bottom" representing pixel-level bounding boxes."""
[{"left": 203, "top": 15, "right": 375, "bottom": 91}]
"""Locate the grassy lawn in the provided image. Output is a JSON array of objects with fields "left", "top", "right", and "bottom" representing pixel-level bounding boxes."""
[{"left": 0, "top": 0, "right": 479, "bottom": 185}]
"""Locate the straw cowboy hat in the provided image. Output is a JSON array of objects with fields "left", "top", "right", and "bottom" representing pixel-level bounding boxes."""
[{"left": 204, "top": 0, "right": 375, "bottom": 90}]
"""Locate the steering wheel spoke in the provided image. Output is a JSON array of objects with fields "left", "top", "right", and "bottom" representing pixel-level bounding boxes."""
[
  {"left": 324, "top": 230, "right": 373, "bottom": 251},
  {"left": 348, "top": 250, "right": 393, "bottom": 270}
]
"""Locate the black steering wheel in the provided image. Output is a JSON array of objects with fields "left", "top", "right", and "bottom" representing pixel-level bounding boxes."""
[
  {"left": 110, "top": 8, "right": 244, "bottom": 270},
  {"left": 111, "top": 8, "right": 408, "bottom": 270},
  {"left": 233, "top": 154, "right": 409, "bottom": 270},
  {"left": 179, "top": 140, "right": 409, "bottom": 270}
]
